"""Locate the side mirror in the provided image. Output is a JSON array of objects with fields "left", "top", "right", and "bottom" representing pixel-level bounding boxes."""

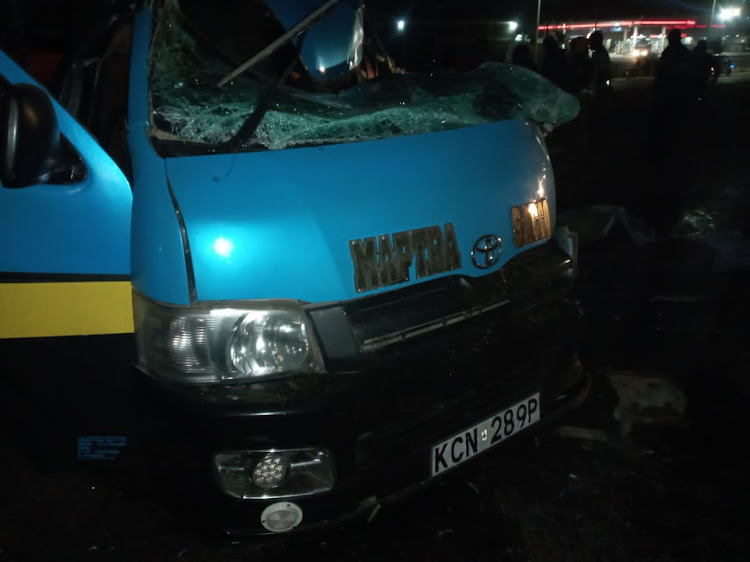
[{"left": 0, "top": 82, "right": 60, "bottom": 188}]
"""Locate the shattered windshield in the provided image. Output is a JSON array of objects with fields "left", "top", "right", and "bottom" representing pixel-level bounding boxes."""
[{"left": 149, "top": 0, "right": 580, "bottom": 154}]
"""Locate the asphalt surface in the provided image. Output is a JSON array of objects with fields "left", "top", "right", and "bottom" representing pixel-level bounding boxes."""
[{"left": 1, "top": 74, "right": 749, "bottom": 561}]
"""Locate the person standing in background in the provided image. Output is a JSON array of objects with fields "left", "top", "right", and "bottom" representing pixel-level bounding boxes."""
[
  {"left": 511, "top": 42, "right": 538, "bottom": 72},
  {"left": 649, "top": 28, "right": 697, "bottom": 156},
  {"left": 588, "top": 30, "right": 612, "bottom": 153},
  {"left": 541, "top": 35, "right": 570, "bottom": 91}
]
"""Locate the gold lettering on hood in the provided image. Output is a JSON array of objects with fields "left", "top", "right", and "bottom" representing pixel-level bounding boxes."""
[{"left": 349, "top": 224, "right": 461, "bottom": 293}]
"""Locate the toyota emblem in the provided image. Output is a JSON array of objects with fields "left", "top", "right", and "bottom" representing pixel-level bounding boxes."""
[{"left": 471, "top": 234, "right": 502, "bottom": 269}]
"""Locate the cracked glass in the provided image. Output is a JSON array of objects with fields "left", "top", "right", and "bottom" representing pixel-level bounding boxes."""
[{"left": 149, "top": 0, "right": 580, "bottom": 154}]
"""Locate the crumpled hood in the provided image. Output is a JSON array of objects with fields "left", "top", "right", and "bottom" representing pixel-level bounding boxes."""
[{"left": 165, "top": 119, "right": 554, "bottom": 304}]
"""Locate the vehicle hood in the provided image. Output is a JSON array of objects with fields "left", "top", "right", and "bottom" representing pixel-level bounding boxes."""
[{"left": 165, "top": 120, "right": 554, "bottom": 304}]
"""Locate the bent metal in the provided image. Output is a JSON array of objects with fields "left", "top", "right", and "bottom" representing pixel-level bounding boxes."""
[{"left": 349, "top": 224, "right": 461, "bottom": 293}]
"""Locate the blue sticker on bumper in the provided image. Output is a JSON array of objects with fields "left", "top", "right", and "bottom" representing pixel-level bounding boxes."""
[{"left": 77, "top": 436, "right": 128, "bottom": 461}]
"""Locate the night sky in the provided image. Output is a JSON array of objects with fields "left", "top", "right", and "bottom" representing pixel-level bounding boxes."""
[
  {"left": 368, "top": 0, "right": 743, "bottom": 26},
  {"left": 1, "top": 0, "right": 747, "bottom": 53}
]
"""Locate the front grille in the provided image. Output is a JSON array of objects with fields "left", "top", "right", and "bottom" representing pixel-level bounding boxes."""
[
  {"left": 353, "top": 298, "right": 581, "bottom": 480},
  {"left": 307, "top": 242, "right": 573, "bottom": 371}
]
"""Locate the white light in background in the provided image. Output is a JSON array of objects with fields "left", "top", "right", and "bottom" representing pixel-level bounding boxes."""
[
  {"left": 508, "top": 21, "right": 519, "bottom": 32},
  {"left": 719, "top": 7, "right": 741, "bottom": 21},
  {"left": 318, "top": 66, "right": 326, "bottom": 74},
  {"left": 213, "top": 236, "right": 234, "bottom": 258},
  {"left": 396, "top": 19, "right": 406, "bottom": 32}
]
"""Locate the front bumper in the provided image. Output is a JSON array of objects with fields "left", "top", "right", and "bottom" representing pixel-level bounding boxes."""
[{"left": 133, "top": 242, "right": 588, "bottom": 535}]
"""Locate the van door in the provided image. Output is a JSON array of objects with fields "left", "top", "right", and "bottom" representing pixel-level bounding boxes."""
[{"left": 0, "top": 51, "right": 133, "bottom": 467}]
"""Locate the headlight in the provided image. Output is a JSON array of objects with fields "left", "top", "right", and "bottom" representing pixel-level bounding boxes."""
[{"left": 133, "top": 291, "right": 325, "bottom": 384}]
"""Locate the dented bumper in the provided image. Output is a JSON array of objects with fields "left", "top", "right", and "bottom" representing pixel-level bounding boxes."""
[{"left": 133, "top": 242, "right": 586, "bottom": 535}]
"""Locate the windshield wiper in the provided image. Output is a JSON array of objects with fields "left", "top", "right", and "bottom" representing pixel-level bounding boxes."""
[
  {"left": 217, "top": 0, "right": 341, "bottom": 87},
  {"left": 219, "top": 37, "right": 305, "bottom": 151}
]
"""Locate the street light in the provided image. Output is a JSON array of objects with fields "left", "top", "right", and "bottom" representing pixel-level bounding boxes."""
[
  {"left": 709, "top": 4, "right": 741, "bottom": 46},
  {"left": 535, "top": 0, "right": 542, "bottom": 64},
  {"left": 396, "top": 19, "right": 406, "bottom": 32},
  {"left": 708, "top": 0, "right": 717, "bottom": 44},
  {"left": 719, "top": 7, "right": 742, "bottom": 21}
]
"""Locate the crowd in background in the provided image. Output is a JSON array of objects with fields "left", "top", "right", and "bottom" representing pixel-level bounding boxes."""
[
  {"left": 509, "top": 32, "right": 613, "bottom": 154},
  {"left": 509, "top": 28, "right": 720, "bottom": 156}
]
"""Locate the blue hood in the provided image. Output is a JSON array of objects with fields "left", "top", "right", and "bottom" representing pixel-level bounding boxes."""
[{"left": 165, "top": 120, "right": 554, "bottom": 304}]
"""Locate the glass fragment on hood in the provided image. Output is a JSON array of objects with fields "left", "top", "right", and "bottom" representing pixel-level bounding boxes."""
[{"left": 149, "top": 5, "right": 580, "bottom": 152}]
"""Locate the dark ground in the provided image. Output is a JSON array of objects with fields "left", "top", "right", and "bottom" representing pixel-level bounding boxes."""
[{"left": 1, "top": 75, "right": 749, "bottom": 561}]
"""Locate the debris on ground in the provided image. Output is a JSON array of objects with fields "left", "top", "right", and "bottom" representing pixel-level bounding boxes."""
[
  {"left": 607, "top": 371, "right": 689, "bottom": 437},
  {"left": 554, "top": 425, "right": 610, "bottom": 442}
]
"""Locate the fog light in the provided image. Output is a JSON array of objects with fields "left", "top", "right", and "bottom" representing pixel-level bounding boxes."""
[
  {"left": 261, "top": 502, "right": 303, "bottom": 533},
  {"left": 252, "top": 454, "right": 290, "bottom": 489},
  {"left": 214, "top": 448, "right": 335, "bottom": 499}
]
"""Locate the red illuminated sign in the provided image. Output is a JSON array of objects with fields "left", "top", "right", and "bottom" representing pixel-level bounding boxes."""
[{"left": 537, "top": 19, "right": 724, "bottom": 31}]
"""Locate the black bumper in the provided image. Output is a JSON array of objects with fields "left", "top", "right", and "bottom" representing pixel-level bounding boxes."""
[{"left": 132, "top": 243, "right": 588, "bottom": 535}]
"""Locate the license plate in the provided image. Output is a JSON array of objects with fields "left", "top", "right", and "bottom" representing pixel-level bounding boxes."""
[
  {"left": 431, "top": 393, "right": 540, "bottom": 477},
  {"left": 512, "top": 198, "right": 551, "bottom": 248}
]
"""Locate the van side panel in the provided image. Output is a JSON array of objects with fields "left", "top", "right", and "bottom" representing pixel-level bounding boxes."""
[{"left": 0, "top": 52, "right": 135, "bottom": 468}]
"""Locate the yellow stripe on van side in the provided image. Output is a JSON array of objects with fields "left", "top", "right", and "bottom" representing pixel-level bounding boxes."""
[{"left": 0, "top": 281, "right": 134, "bottom": 339}]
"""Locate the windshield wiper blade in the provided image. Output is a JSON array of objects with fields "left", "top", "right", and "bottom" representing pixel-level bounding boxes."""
[
  {"left": 217, "top": 0, "right": 341, "bottom": 87},
  {"left": 220, "top": 40, "right": 304, "bottom": 151}
]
